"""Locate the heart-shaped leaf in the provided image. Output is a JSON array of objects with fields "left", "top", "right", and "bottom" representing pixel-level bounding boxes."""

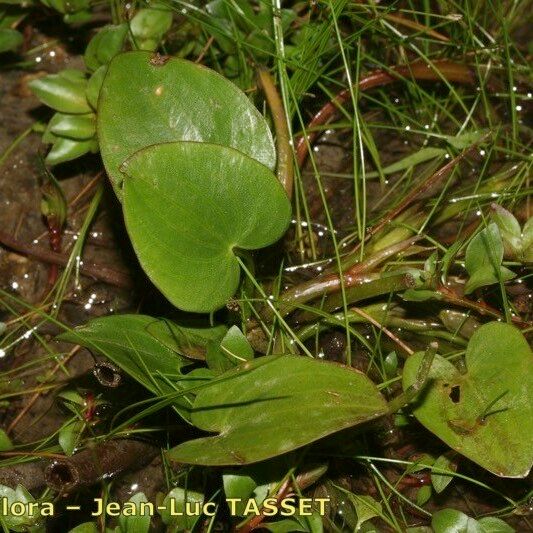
[
  {"left": 120, "top": 142, "right": 291, "bottom": 312},
  {"left": 97, "top": 51, "right": 275, "bottom": 197},
  {"left": 167, "top": 355, "right": 388, "bottom": 465},
  {"left": 403, "top": 322, "right": 533, "bottom": 477}
]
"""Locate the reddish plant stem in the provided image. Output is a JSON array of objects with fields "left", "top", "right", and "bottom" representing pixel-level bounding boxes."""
[
  {"left": 45, "top": 214, "right": 62, "bottom": 286},
  {"left": 236, "top": 479, "right": 292, "bottom": 533},
  {"left": 295, "top": 59, "right": 476, "bottom": 168},
  {"left": 0, "top": 230, "right": 133, "bottom": 289},
  {"left": 436, "top": 284, "right": 529, "bottom": 327}
]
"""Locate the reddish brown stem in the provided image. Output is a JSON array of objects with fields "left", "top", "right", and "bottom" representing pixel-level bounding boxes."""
[
  {"left": 437, "top": 285, "right": 529, "bottom": 327},
  {"left": 236, "top": 479, "right": 292, "bottom": 533},
  {"left": 0, "top": 230, "right": 133, "bottom": 289},
  {"left": 295, "top": 59, "right": 475, "bottom": 168},
  {"left": 46, "top": 215, "right": 63, "bottom": 286}
]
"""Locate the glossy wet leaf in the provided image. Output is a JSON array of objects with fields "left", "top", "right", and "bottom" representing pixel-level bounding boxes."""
[
  {"left": 490, "top": 204, "right": 522, "bottom": 258},
  {"left": 464, "top": 223, "right": 515, "bottom": 294},
  {"left": 59, "top": 315, "right": 203, "bottom": 417},
  {"left": 47, "top": 112, "right": 96, "bottom": 140},
  {"left": 118, "top": 492, "right": 151, "bottom": 533},
  {"left": 86, "top": 65, "right": 106, "bottom": 110},
  {"left": 403, "top": 322, "right": 533, "bottom": 477},
  {"left": 98, "top": 51, "right": 275, "bottom": 196},
  {"left": 350, "top": 494, "right": 382, "bottom": 529},
  {"left": 58, "top": 419, "right": 83, "bottom": 456},
  {"left": 130, "top": 4, "right": 172, "bottom": 51},
  {"left": 121, "top": 142, "right": 290, "bottom": 312},
  {"left": 29, "top": 70, "right": 91, "bottom": 114},
  {"left": 0, "top": 429, "right": 13, "bottom": 452},
  {"left": 158, "top": 487, "right": 204, "bottom": 531},
  {"left": 523, "top": 217, "right": 533, "bottom": 262},
  {"left": 84, "top": 23, "right": 128, "bottom": 71},
  {"left": 432, "top": 509, "right": 482, "bottom": 533},
  {"left": 477, "top": 517, "right": 514, "bottom": 533},
  {"left": 431, "top": 454, "right": 457, "bottom": 493},
  {"left": 416, "top": 485, "right": 432, "bottom": 506},
  {"left": 168, "top": 355, "right": 388, "bottom": 465},
  {"left": 45, "top": 137, "right": 97, "bottom": 165},
  {"left": 223, "top": 456, "right": 294, "bottom": 515}
]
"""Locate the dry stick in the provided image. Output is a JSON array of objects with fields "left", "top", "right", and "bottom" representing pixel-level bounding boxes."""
[
  {"left": 295, "top": 59, "right": 475, "bottom": 168},
  {"left": 383, "top": 13, "right": 450, "bottom": 42},
  {"left": 68, "top": 172, "right": 104, "bottom": 209},
  {"left": 349, "top": 306, "right": 414, "bottom": 356},
  {"left": 257, "top": 69, "right": 294, "bottom": 199},
  {"left": 0, "top": 230, "right": 133, "bottom": 289},
  {"left": 45, "top": 439, "right": 157, "bottom": 494},
  {"left": 195, "top": 35, "right": 215, "bottom": 64},
  {"left": 0, "top": 460, "right": 47, "bottom": 491}
]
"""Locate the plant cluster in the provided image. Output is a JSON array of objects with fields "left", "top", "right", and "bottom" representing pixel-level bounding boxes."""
[{"left": 0, "top": 0, "right": 532, "bottom": 532}]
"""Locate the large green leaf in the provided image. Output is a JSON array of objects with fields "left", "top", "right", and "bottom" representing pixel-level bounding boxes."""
[
  {"left": 121, "top": 142, "right": 291, "bottom": 312},
  {"left": 167, "top": 355, "right": 388, "bottom": 465},
  {"left": 403, "top": 322, "right": 533, "bottom": 477},
  {"left": 97, "top": 51, "right": 275, "bottom": 197},
  {"left": 59, "top": 315, "right": 205, "bottom": 417}
]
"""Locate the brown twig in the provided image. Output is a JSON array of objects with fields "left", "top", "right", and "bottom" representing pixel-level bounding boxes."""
[
  {"left": 295, "top": 59, "right": 475, "bottom": 168},
  {"left": 0, "top": 230, "right": 133, "bottom": 289},
  {"left": 349, "top": 306, "right": 414, "bottom": 355},
  {"left": 437, "top": 285, "right": 529, "bottom": 327},
  {"left": 6, "top": 345, "right": 81, "bottom": 434},
  {"left": 45, "top": 439, "right": 157, "bottom": 494},
  {"left": 195, "top": 36, "right": 215, "bottom": 64}
]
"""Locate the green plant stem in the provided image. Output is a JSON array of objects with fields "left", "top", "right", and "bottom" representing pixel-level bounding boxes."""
[
  {"left": 265, "top": 270, "right": 419, "bottom": 321},
  {"left": 387, "top": 342, "right": 437, "bottom": 413},
  {"left": 264, "top": 236, "right": 421, "bottom": 319},
  {"left": 297, "top": 309, "right": 468, "bottom": 347},
  {"left": 257, "top": 68, "right": 294, "bottom": 199}
]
